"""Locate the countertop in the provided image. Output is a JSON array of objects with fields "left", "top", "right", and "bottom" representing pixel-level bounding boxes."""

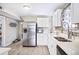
[
  {"left": 57, "top": 42, "right": 79, "bottom": 55},
  {"left": 51, "top": 33, "right": 79, "bottom": 55},
  {"left": 72, "top": 30, "right": 79, "bottom": 33},
  {"left": 0, "top": 48, "right": 11, "bottom": 55}
]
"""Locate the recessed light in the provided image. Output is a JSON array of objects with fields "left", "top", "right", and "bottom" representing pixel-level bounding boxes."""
[{"left": 23, "top": 5, "right": 31, "bottom": 10}]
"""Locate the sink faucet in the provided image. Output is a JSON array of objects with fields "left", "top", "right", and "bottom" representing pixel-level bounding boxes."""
[{"left": 63, "top": 22, "right": 72, "bottom": 39}]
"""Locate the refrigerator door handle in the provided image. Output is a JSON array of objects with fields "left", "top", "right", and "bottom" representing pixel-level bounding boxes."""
[
  {"left": 24, "top": 28, "right": 27, "bottom": 33},
  {"left": 22, "top": 34, "right": 23, "bottom": 39}
]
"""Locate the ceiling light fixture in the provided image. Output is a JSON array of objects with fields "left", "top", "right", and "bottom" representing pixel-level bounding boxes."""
[{"left": 23, "top": 5, "right": 31, "bottom": 10}]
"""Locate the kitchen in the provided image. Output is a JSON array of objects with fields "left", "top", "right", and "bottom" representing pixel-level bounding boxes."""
[{"left": 0, "top": 3, "right": 79, "bottom": 55}]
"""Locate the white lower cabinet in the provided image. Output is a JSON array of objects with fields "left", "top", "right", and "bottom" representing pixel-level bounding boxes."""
[
  {"left": 49, "top": 44, "right": 57, "bottom": 55},
  {"left": 37, "top": 33, "right": 48, "bottom": 45},
  {"left": 47, "top": 35, "right": 57, "bottom": 55},
  {"left": 48, "top": 44, "right": 56, "bottom": 55}
]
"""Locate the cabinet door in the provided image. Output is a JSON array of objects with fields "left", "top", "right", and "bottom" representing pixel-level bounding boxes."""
[
  {"left": 53, "top": 12, "right": 58, "bottom": 26},
  {"left": 0, "top": 16, "right": 5, "bottom": 46},
  {"left": 71, "top": 3, "right": 79, "bottom": 23},
  {"left": 37, "top": 33, "right": 47, "bottom": 45},
  {"left": 53, "top": 9, "right": 62, "bottom": 26},
  {"left": 57, "top": 9, "right": 62, "bottom": 26},
  {"left": 37, "top": 17, "right": 49, "bottom": 27},
  {"left": 0, "top": 16, "right": 5, "bottom": 24}
]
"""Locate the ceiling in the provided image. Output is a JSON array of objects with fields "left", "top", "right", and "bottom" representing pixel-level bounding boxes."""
[{"left": 0, "top": 3, "right": 65, "bottom": 17}]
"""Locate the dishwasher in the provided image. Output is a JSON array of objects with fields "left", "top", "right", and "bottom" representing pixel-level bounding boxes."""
[{"left": 57, "top": 45, "right": 67, "bottom": 55}]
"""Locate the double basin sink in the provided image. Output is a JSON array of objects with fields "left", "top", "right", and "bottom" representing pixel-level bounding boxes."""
[{"left": 54, "top": 37, "right": 72, "bottom": 42}]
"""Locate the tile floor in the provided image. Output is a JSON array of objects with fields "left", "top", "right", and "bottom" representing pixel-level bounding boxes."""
[{"left": 8, "top": 41, "right": 49, "bottom": 55}]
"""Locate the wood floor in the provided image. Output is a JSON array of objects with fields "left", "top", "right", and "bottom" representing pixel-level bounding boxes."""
[{"left": 8, "top": 41, "right": 50, "bottom": 55}]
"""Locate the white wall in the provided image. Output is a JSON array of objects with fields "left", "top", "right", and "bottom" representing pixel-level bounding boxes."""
[
  {"left": 3, "top": 17, "right": 18, "bottom": 46},
  {"left": 18, "top": 22, "right": 22, "bottom": 40}
]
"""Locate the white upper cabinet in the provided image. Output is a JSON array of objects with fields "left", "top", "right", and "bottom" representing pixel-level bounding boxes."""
[
  {"left": 71, "top": 3, "right": 79, "bottom": 23},
  {"left": 37, "top": 17, "right": 49, "bottom": 27},
  {"left": 53, "top": 9, "right": 62, "bottom": 26},
  {"left": 22, "top": 16, "right": 37, "bottom": 22}
]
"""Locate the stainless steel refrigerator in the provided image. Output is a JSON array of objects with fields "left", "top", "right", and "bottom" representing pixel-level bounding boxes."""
[{"left": 22, "top": 22, "right": 37, "bottom": 47}]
